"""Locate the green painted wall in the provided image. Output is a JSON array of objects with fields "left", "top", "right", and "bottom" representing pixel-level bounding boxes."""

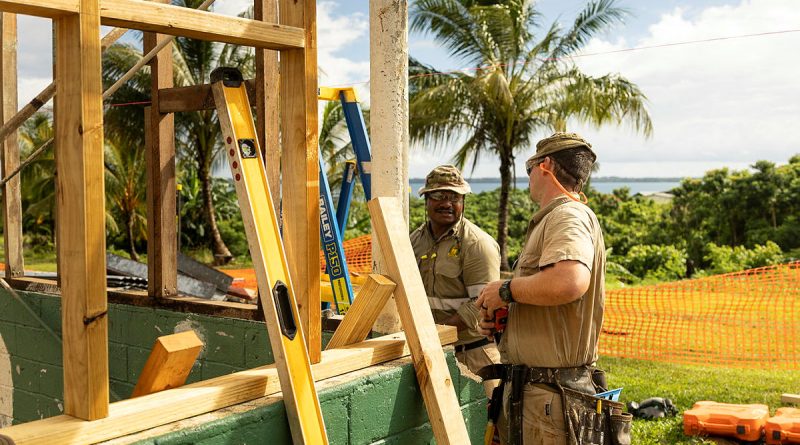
[{"left": 0, "top": 289, "right": 487, "bottom": 444}]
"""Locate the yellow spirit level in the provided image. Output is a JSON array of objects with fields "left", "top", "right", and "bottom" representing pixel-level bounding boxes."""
[{"left": 211, "top": 67, "right": 328, "bottom": 445}]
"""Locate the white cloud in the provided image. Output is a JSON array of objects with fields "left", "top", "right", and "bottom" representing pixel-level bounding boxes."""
[
  {"left": 565, "top": 0, "right": 800, "bottom": 177},
  {"left": 317, "top": 1, "right": 370, "bottom": 88}
]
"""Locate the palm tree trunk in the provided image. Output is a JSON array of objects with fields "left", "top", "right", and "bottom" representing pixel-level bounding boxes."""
[
  {"left": 127, "top": 214, "right": 139, "bottom": 262},
  {"left": 198, "top": 163, "right": 232, "bottom": 265},
  {"left": 497, "top": 152, "right": 512, "bottom": 271}
]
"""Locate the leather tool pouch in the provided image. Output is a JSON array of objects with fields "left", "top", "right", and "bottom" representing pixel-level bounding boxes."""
[
  {"left": 508, "top": 365, "right": 526, "bottom": 445},
  {"left": 562, "top": 387, "right": 632, "bottom": 445}
]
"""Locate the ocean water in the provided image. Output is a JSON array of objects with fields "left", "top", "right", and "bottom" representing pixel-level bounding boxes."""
[{"left": 409, "top": 179, "right": 681, "bottom": 195}]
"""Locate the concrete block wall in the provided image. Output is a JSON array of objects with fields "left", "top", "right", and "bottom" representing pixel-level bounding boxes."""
[
  {"left": 125, "top": 354, "right": 487, "bottom": 445},
  {"left": 0, "top": 289, "right": 488, "bottom": 444}
]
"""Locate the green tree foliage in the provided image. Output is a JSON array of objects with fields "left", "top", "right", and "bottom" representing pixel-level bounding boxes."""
[
  {"left": 410, "top": 154, "right": 796, "bottom": 282},
  {"left": 409, "top": 0, "right": 652, "bottom": 270},
  {"left": 703, "top": 241, "right": 784, "bottom": 275},
  {"left": 171, "top": 2, "right": 253, "bottom": 264},
  {"left": 17, "top": 112, "right": 56, "bottom": 250},
  {"left": 621, "top": 244, "right": 687, "bottom": 281},
  {"left": 670, "top": 156, "right": 800, "bottom": 268}
]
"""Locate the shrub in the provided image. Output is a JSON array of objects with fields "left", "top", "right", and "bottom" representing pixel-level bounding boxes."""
[
  {"left": 703, "top": 241, "right": 784, "bottom": 274},
  {"left": 622, "top": 244, "right": 687, "bottom": 281}
]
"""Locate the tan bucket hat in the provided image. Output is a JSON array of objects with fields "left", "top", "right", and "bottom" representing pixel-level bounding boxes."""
[
  {"left": 417, "top": 164, "right": 472, "bottom": 196},
  {"left": 526, "top": 132, "right": 596, "bottom": 168}
]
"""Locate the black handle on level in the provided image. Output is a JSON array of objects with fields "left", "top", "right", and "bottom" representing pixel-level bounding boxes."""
[
  {"left": 210, "top": 66, "right": 244, "bottom": 87},
  {"left": 272, "top": 280, "right": 297, "bottom": 341}
]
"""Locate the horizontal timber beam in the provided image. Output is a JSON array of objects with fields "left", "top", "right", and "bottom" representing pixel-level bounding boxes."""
[
  {"left": 8, "top": 276, "right": 262, "bottom": 320},
  {"left": 0, "top": 0, "right": 304, "bottom": 49},
  {"left": 0, "top": 0, "right": 77, "bottom": 18},
  {"left": 158, "top": 80, "right": 256, "bottom": 113},
  {"left": 0, "top": 326, "right": 458, "bottom": 445}
]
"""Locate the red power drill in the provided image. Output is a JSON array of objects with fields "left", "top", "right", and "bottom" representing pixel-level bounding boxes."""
[{"left": 494, "top": 307, "right": 509, "bottom": 333}]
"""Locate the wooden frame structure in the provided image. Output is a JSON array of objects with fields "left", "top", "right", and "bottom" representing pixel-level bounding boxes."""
[
  {"left": 0, "top": 1, "right": 468, "bottom": 443},
  {"left": 0, "top": 0, "right": 323, "bottom": 427}
]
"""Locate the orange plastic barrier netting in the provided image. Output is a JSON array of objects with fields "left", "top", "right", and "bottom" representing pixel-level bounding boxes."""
[
  {"left": 319, "top": 234, "right": 373, "bottom": 275},
  {"left": 235, "top": 236, "right": 800, "bottom": 370},
  {"left": 332, "top": 237, "right": 799, "bottom": 370},
  {"left": 601, "top": 261, "right": 800, "bottom": 370}
]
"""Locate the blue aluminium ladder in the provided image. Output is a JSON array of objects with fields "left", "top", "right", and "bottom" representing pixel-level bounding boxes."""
[
  {"left": 335, "top": 160, "right": 357, "bottom": 236},
  {"left": 317, "top": 86, "right": 373, "bottom": 314},
  {"left": 318, "top": 155, "right": 353, "bottom": 314}
]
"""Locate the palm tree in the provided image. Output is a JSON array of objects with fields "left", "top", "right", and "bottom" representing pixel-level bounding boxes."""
[
  {"left": 104, "top": 138, "right": 147, "bottom": 260},
  {"left": 102, "top": 41, "right": 152, "bottom": 260},
  {"left": 102, "top": 3, "right": 254, "bottom": 264},
  {"left": 18, "top": 112, "right": 57, "bottom": 245},
  {"left": 173, "top": 0, "right": 254, "bottom": 263},
  {"left": 409, "top": 0, "right": 653, "bottom": 269}
]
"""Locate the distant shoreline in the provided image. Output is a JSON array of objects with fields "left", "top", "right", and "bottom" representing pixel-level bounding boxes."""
[{"left": 409, "top": 176, "right": 688, "bottom": 183}]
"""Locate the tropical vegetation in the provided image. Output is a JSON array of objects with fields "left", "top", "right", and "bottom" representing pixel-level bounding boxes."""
[
  {"left": 408, "top": 0, "right": 653, "bottom": 269},
  {"left": 407, "top": 154, "right": 799, "bottom": 282}
]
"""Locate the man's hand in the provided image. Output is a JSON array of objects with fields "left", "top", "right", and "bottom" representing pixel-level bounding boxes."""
[{"left": 475, "top": 280, "right": 508, "bottom": 337}]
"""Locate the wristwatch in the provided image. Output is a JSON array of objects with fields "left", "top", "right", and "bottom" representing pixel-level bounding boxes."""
[{"left": 499, "top": 279, "right": 514, "bottom": 303}]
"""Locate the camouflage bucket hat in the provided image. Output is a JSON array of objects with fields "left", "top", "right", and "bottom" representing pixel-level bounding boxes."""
[
  {"left": 526, "top": 132, "right": 596, "bottom": 169},
  {"left": 417, "top": 164, "right": 472, "bottom": 196}
]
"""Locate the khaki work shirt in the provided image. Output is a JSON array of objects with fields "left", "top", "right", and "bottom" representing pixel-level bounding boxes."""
[
  {"left": 410, "top": 217, "right": 501, "bottom": 345},
  {"left": 499, "top": 195, "right": 606, "bottom": 368}
]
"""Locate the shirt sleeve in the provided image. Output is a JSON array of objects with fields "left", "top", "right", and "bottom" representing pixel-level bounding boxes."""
[
  {"left": 457, "top": 231, "right": 501, "bottom": 328},
  {"left": 539, "top": 205, "right": 595, "bottom": 271}
]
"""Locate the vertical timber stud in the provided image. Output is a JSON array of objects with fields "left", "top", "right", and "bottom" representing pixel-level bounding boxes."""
[
  {"left": 255, "top": 0, "right": 281, "bottom": 210},
  {"left": 369, "top": 197, "right": 470, "bottom": 444},
  {"left": 279, "top": 0, "right": 321, "bottom": 363},
  {"left": 144, "top": 3, "right": 177, "bottom": 299},
  {"left": 369, "top": 0, "right": 409, "bottom": 334},
  {"left": 55, "top": 0, "right": 109, "bottom": 420},
  {"left": 0, "top": 13, "right": 24, "bottom": 278}
]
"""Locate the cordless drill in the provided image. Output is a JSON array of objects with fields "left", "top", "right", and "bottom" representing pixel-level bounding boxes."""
[{"left": 494, "top": 307, "right": 508, "bottom": 334}]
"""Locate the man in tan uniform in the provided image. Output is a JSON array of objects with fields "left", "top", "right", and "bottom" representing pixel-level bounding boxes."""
[
  {"left": 410, "top": 165, "right": 502, "bottom": 395},
  {"left": 476, "top": 134, "right": 629, "bottom": 445}
]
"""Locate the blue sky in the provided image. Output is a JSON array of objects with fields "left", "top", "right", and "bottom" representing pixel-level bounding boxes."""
[{"left": 16, "top": 0, "right": 800, "bottom": 178}]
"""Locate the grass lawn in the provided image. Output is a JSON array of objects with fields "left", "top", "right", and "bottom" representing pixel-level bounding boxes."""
[{"left": 600, "top": 356, "right": 799, "bottom": 444}]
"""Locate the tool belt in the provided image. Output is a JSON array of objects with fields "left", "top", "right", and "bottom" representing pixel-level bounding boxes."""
[
  {"left": 454, "top": 337, "right": 491, "bottom": 353},
  {"left": 478, "top": 364, "right": 632, "bottom": 445}
]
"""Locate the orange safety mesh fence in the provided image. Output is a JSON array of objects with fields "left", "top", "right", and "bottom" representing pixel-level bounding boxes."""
[
  {"left": 231, "top": 236, "right": 800, "bottom": 370},
  {"left": 320, "top": 234, "right": 373, "bottom": 275},
  {"left": 601, "top": 261, "right": 800, "bottom": 369}
]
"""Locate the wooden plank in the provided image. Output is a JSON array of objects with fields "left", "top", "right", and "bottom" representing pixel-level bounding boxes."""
[
  {"left": 131, "top": 331, "right": 203, "bottom": 397},
  {"left": 0, "top": 326, "right": 458, "bottom": 445},
  {"left": 279, "top": 0, "right": 320, "bottom": 363},
  {"left": 0, "top": 12, "right": 24, "bottom": 278},
  {"left": 326, "top": 274, "right": 396, "bottom": 349},
  {"left": 158, "top": 80, "right": 256, "bottom": 114},
  {"left": 100, "top": 0, "right": 304, "bottom": 49},
  {"left": 54, "top": 0, "right": 109, "bottom": 420},
  {"left": 6, "top": 277, "right": 263, "bottom": 320},
  {"left": 782, "top": 393, "right": 800, "bottom": 404},
  {"left": 369, "top": 197, "right": 470, "bottom": 444},
  {"left": 0, "top": 0, "right": 303, "bottom": 49},
  {"left": 0, "top": 0, "right": 77, "bottom": 17},
  {"left": 255, "top": 0, "right": 281, "bottom": 209},
  {"left": 144, "top": 13, "right": 177, "bottom": 300}
]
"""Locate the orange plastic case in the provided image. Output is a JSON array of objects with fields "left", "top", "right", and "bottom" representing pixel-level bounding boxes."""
[
  {"left": 767, "top": 407, "right": 800, "bottom": 444},
  {"left": 683, "top": 401, "right": 769, "bottom": 442}
]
